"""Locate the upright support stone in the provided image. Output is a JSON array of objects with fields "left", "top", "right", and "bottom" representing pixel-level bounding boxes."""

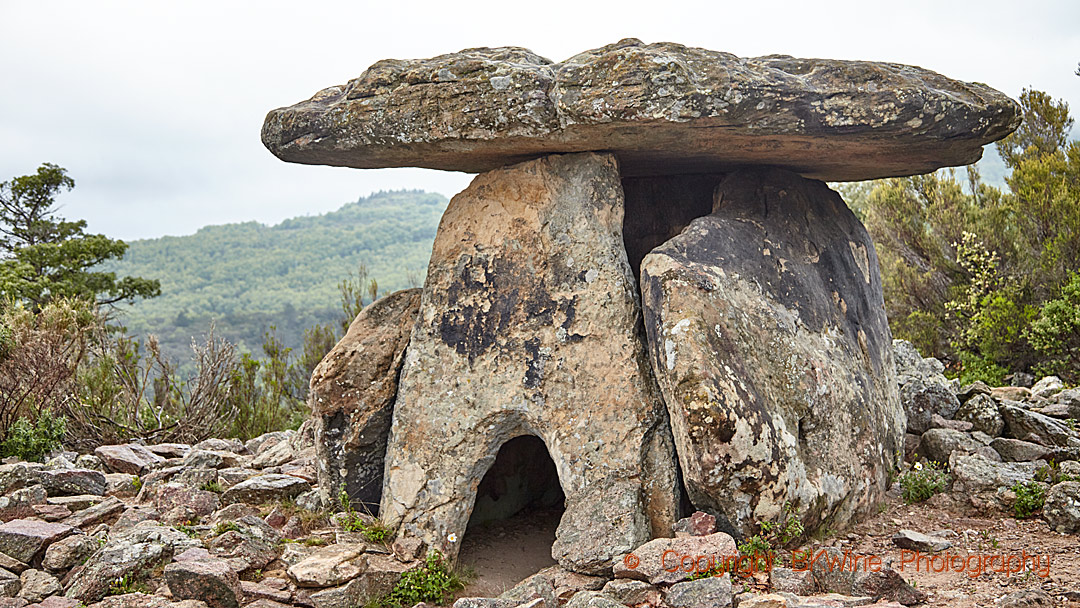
[
  {"left": 309, "top": 289, "right": 421, "bottom": 511},
  {"left": 379, "top": 152, "right": 679, "bottom": 574},
  {"left": 640, "top": 168, "right": 904, "bottom": 537}
]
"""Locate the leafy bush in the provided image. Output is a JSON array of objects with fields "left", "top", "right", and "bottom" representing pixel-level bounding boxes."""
[
  {"left": 1011, "top": 481, "right": 1047, "bottom": 518},
  {"left": 735, "top": 502, "right": 804, "bottom": 569},
  {"left": 1026, "top": 272, "right": 1080, "bottom": 383},
  {"left": 374, "top": 550, "right": 465, "bottom": 608},
  {"left": 0, "top": 409, "right": 66, "bottom": 462},
  {"left": 899, "top": 461, "right": 950, "bottom": 503}
]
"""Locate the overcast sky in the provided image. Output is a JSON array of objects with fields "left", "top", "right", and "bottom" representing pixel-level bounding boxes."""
[{"left": 2, "top": 0, "right": 1077, "bottom": 241}]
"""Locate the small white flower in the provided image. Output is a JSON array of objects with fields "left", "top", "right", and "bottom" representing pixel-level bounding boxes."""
[
  {"left": 914, "top": 462, "right": 923, "bottom": 471},
  {"left": 447, "top": 533, "right": 458, "bottom": 543}
]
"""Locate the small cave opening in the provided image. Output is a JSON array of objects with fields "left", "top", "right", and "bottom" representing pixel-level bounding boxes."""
[{"left": 458, "top": 435, "right": 565, "bottom": 597}]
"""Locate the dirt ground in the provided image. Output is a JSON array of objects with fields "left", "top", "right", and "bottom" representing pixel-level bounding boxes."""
[
  {"left": 457, "top": 506, "right": 561, "bottom": 599},
  {"left": 822, "top": 488, "right": 1080, "bottom": 607},
  {"left": 453, "top": 489, "right": 1080, "bottom": 607}
]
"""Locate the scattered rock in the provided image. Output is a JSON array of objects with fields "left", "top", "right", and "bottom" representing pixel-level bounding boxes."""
[
  {"left": 0, "top": 521, "right": 76, "bottom": 566},
  {"left": 672, "top": 511, "right": 716, "bottom": 538},
  {"left": 995, "top": 588, "right": 1054, "bottom": 607},
  {"left": 93, "top": 445, "right": 165, "bottom": 476},
  {"left": 41, "top": 534, "right": 98, "bottom": 573},
  {"left": 64, "top": 522, "right": 200, "bottom": 602},
  {"left": 220, "top": 475, "right": 309, "bottom": 506},
  {"left": 891, "top": 529, "right": 952, "bottom": 552},
  {"left": 915, "top": 428, "right": 981, "bottom": 463},
  {"left": 600, "top": 579, "right": 660, "bottom": 606},
  {"left": 954, "top": 394, "right": 1005, "bottom": 437},
  {"left": 286, "top": 544, "right": 366, "bottom": 588},
  {"left": 1042, "top": 481, "right": 1080, "bottom": 534},
  {"left": 38, "top": 470, "right": 106, "bottom": 498},
  {"left": 163, "top": 560, "right": 243, "bottom": 608},
  {"left": 1030, "top": 376, "right": 1063, "bottom": 399},
  {"left": 62, "top": 496, "right": 124, "bottom": 529},
  {"left": 142, "top": 484, "right": 220, "bottom": 518},
  {"left": 901, "top": 380, "right": 961, "bottom": 435},
  {"left": 15, "top": 571, "right": 59, "bottom": 604},
  {"left": 989, "top": 438, "right": 1052, "bottom": 462},
  {"left": 769, "top": 567, "right": 814, "bottom": 595},
  {"left": 0, "top": 568, "right": 19, "bottom": 597},
  {"left": 1000, "top": 404, "right": 1079, "bottom": 447},
  {"left": 611, "top": 532, "right": 737, "bottom": 585},
  {"left": 664, "top": 574, "right": 732, "bottom": 608},
  {"left": 182, "top": 451, "right": 240, "bottom": 471}
]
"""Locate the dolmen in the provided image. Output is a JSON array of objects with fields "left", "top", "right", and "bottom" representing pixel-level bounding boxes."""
[{"left": 265, "top": 39, "right": 1020, "bottom": 575}]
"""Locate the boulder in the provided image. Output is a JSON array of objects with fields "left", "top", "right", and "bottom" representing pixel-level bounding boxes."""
[
  {"left": 954, "top": 393, "right": 1004, "bottom": 437},
  {"left": 182, "top": 450, "right": 240, "bottom": 470},
  {"left": 989, "top": 438, "right": 1052, "bottom": 462},
  {"left": 206, "top": 515, "right": 280, "bottom": 573},
  {"left": 915, "top": 428, "right": 980, "bottom": 464},
  {"left": 1042, "top": 481, "right": 1080, "bottom": 534},
  {"left": 600, "top": 579, "right": 660, "bottom": 606},
  {"left": 262, "top": 40, "right": 1019, "bottom": 181},
  {"left": 892, "top": 340, "right": 948, "bottom": 388},
  {"left": 1000, "top": 404, "right": 1080, "bottom": 447},
  {"left": 41, "top": 535, "right": 98, "bottom": 573},
  {"left": 309, "top": 288, "right": 420, "bottom": 510},
  {"left": 672, "top": 511, "right": 717, "bottom": 538},
  {"left": 15, "top": 571, "right": 59, "bottom": 604},
  {"left": 611, "top": 532, "right": 737, "bottom": 585},
  {"left": 640, "top": 168, "right": 903, "bottom": 537},
  {"left": 37, "top": 470, "right": 106, "bottom": 498},
  {"left": 379, "top": 152, "right": 679, "bottom": 570},
  {"left": 949, "top": 453, "right": 1038, "bottom": 494},
  {"left": 1030, "top": 376, "right": 1064, "bottom": 399},
  {"left": 890, "top": 529, "right": 951, "bottom": 552},
  {"left": 900, "top": 380, "right": 960, "bottom": 435},
  {"left": 664, "top": 574, "right": 732, "bottom": 608},
  {"left": 0, "top": 521, "right": 76, "bottom": 566},
  {"left": 163, "top": 560, "right": 243, "bottom": 608},
  {"left": 141, "top": 484, "right": 220, "bottom": 518},
  {"left": 61, "top": 496, "right": 124, "bottom": 529},
  {"left": 286, "top": 544, "right": 366, "bottom": 588},
  {"left": 93, "top": 445, "right": 164, "bottom": 476},
  {"left": 63, "top": 522, "right": 200, "bottom": 602},
  {"left": 220, "top": 475, "right": 309, "bottom": 506}
]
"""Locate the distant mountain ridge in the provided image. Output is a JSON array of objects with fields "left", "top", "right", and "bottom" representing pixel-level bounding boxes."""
[{"left": 106, "top": 189, "right": 448, "bottom": 365}]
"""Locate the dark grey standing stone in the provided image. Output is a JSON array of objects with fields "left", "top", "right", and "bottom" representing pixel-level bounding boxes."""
[
  {"left": 309, "top": 289, "right": 421, "bottom": 511},
  {"left": 640, "top": 168, "right": 903, "bottom": 538}
]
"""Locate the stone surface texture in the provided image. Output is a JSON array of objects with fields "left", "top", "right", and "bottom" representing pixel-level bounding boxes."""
[
  {"left": 309, "top": 288, "right": 421, "bottom": 510},
  {"left": 640, "top": 168, "right": 904, "bottom": 537},
  {"left": 262, "top": 40, "right": 1020, "bottom": 182},
  {"left": 379, "top": 152, "right": 679, "bottom": 572}
]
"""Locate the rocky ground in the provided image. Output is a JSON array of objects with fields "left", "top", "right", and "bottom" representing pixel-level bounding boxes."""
[{"left": 0, "top": 341, "right": 1077, "bottom": 608}]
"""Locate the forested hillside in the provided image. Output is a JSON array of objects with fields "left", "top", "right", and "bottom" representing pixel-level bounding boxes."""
[{"left": 105, "top": 190, "right": 448, "bottom": 363}]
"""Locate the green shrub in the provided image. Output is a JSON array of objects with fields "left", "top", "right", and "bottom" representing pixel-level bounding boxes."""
[
  {"left": 337, "top": 488, "right": 393, "bottom": 543},
  {"left": 212, "top": 521, "right": 239, "bottom": 536},
  {"left": 376, "top": 550, "right": 465, "bottom": 608},
  {"left": 955, "top": 351, "right": 1009, "bottom": 386},
  {"left": 0, "top": 409, "right": 66, "bottom": 462},
  {"left": 199, "top": 480, "right": 223, "bottom": 493},
  {"left": 1011, "top": 481, "right": 1047, "bottom": 518},
  {"left": 899, "top": 461, "right": 950, "bottom": 503},
  {"left": 1026, "top": 272, "right": 1080, "bottom": 384},
  {"left": 1034, "top": 461, "right": 1078, "bottom": 485}
]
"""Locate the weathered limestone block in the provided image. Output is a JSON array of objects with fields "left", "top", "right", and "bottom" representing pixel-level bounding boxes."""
[
  {"left": 308, "top": 288, "right": 421, "bottom": 510},
  {"left": 640, "top": 168, "right": 904, "bottom": 537},
  {"left": 379, "top": 152, "right": 679, "bottom": 573},
  {"left": 262, "top": 39, "right": 1019, "bottom": 181}
]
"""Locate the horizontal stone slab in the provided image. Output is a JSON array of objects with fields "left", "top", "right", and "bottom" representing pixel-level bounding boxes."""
[{"left": 262, "top": 39, "right": 1020, "bottom": 181}]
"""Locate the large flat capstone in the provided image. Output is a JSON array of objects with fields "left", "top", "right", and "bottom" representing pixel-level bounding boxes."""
[
  {"left": 640, "top": 167, "right": 905, "bottom": 537},
  {"left": 379, "top": 152, "right": 679, "bottom": 574},
  {"left": 262, "top": 39, "right": 1020, "bottom": 181}
]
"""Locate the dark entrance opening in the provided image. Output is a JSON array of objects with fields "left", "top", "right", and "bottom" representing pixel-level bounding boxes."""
[{"left": 458, "top": 435, "right": 565, "bottom": 597}]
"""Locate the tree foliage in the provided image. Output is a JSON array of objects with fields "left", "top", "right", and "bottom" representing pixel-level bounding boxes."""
[
  {"left": 0, "top": 164, "right": 160, "bottom": 308},
  {"left": 848, "top": 84, "right": 1080, "bottom": 382}
]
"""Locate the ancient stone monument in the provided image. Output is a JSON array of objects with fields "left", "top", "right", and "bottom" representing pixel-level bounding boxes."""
[{"left": 264, "top": 39, "right": 1019, "bottom": 573}]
